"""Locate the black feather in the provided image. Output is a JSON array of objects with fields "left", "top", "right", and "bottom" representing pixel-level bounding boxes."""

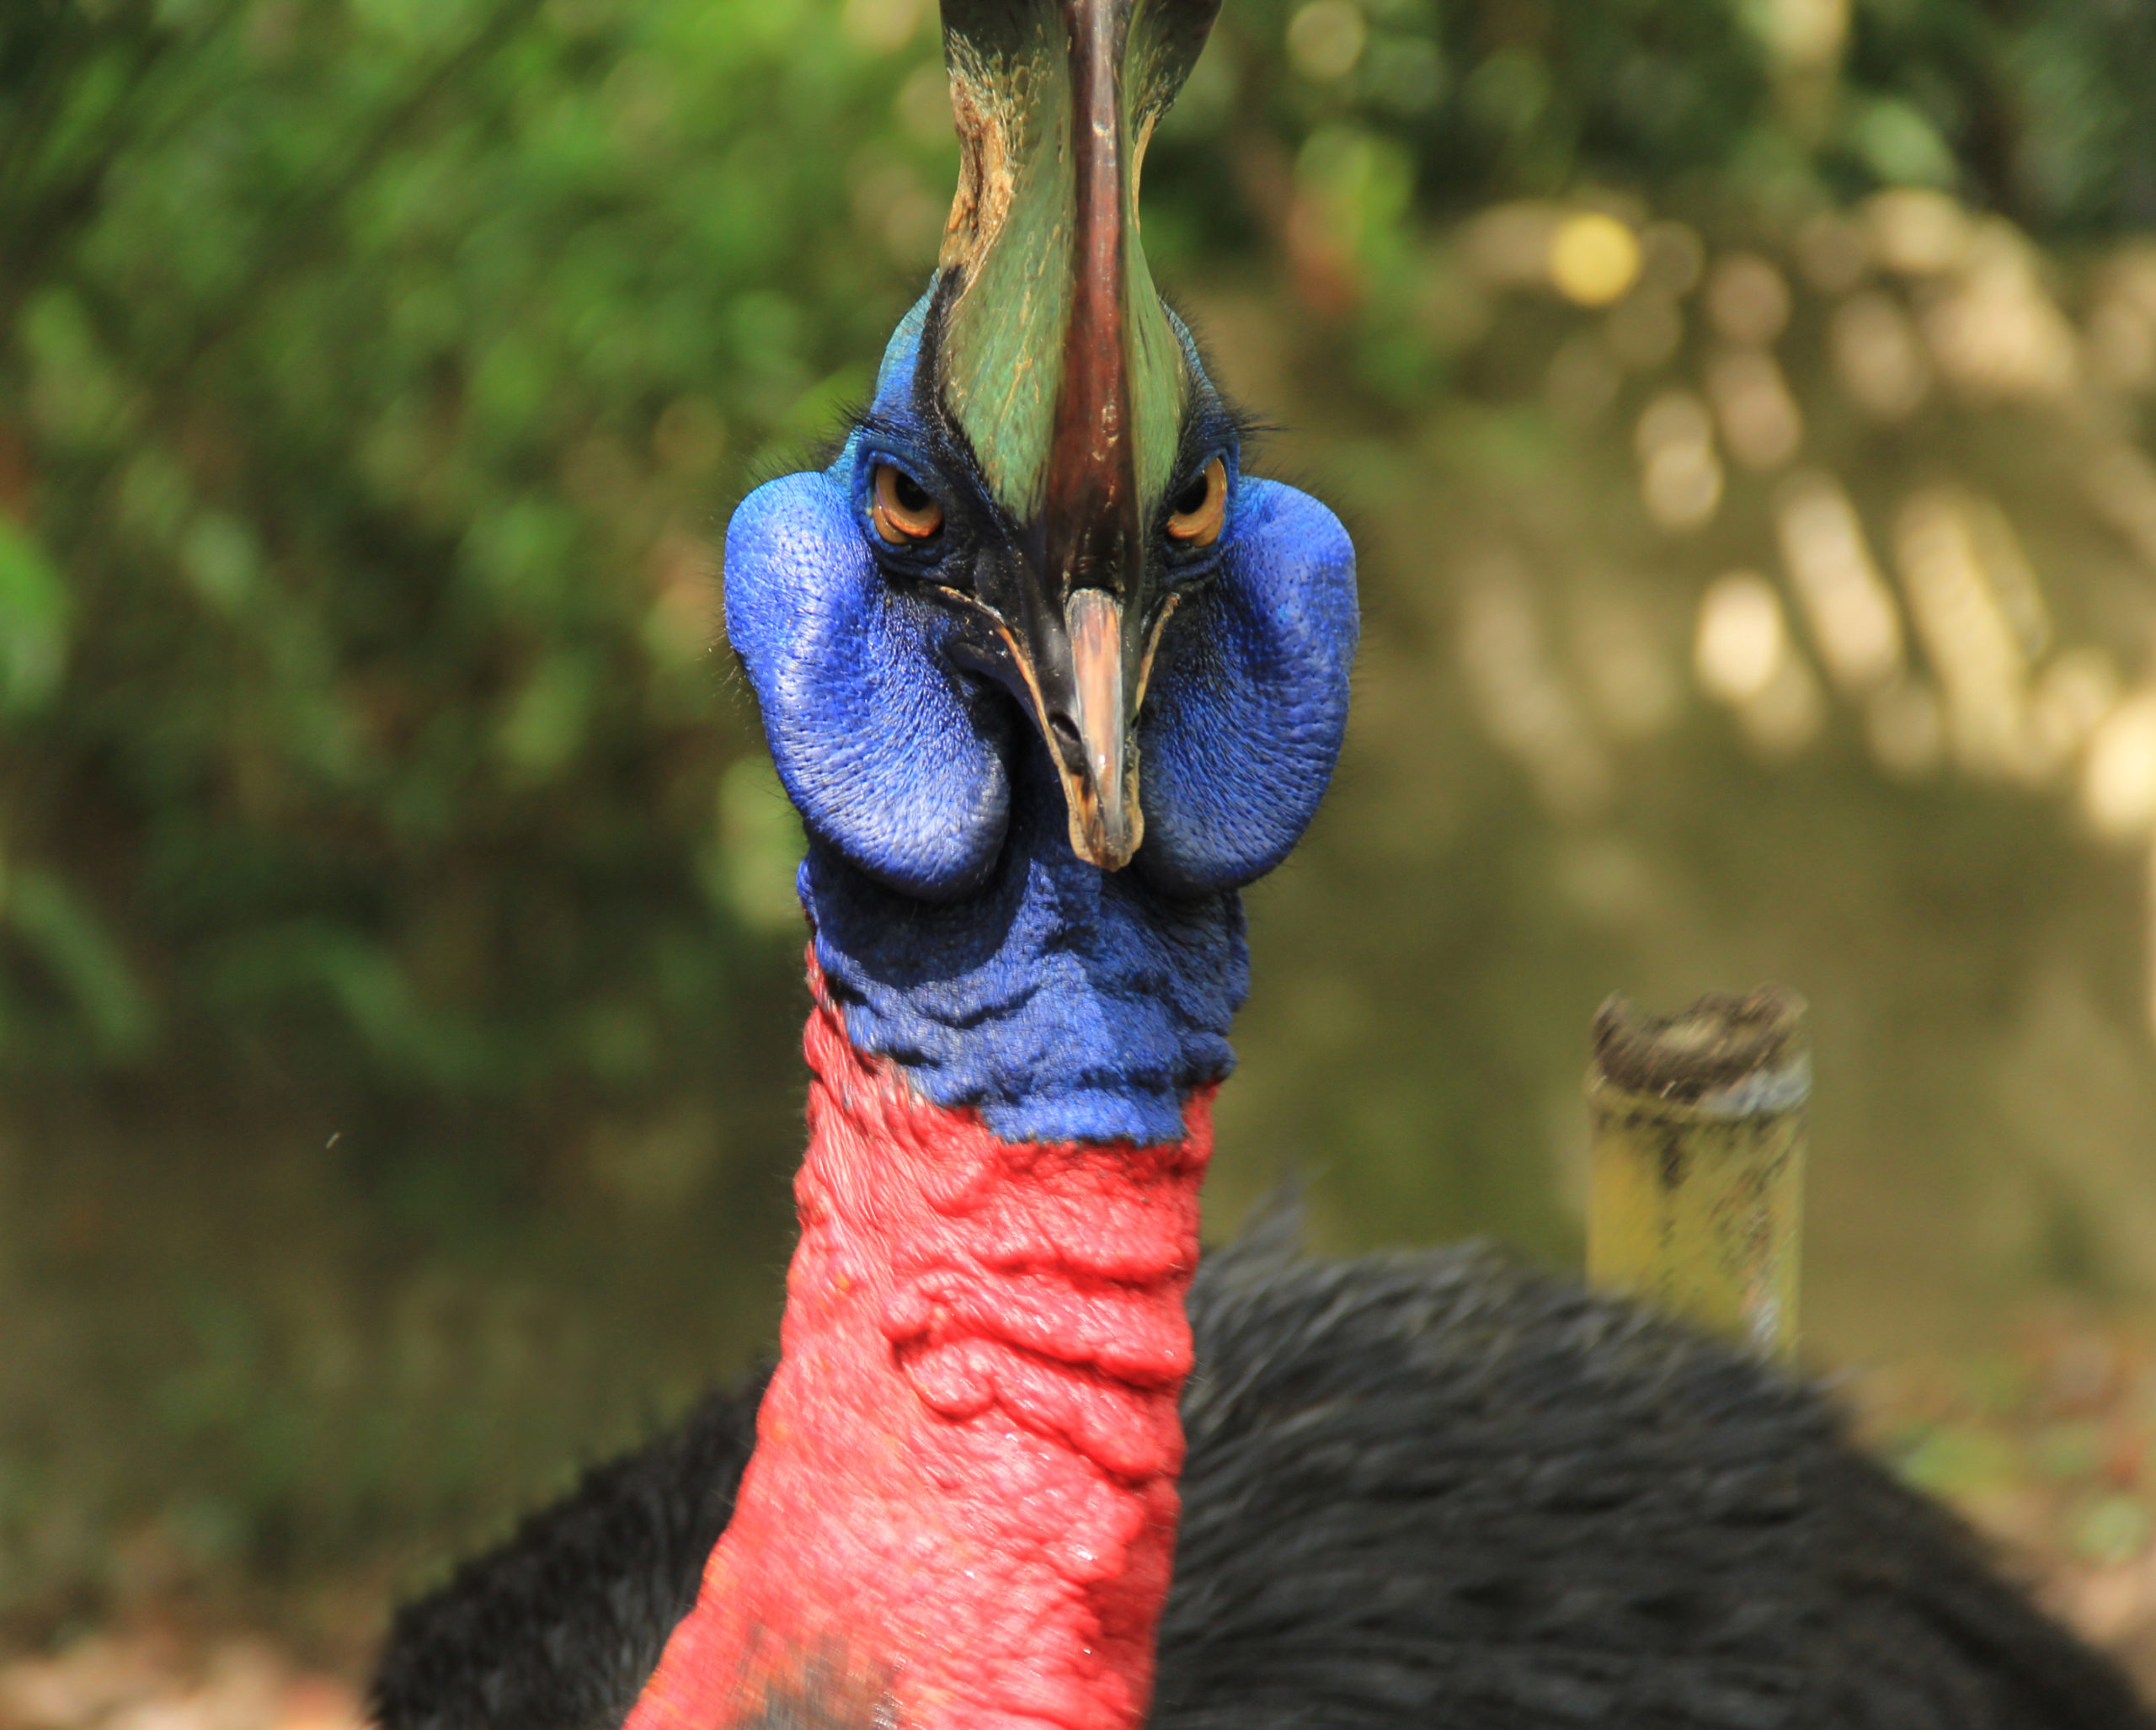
[{"left": 371, "top": 1241, "right": 2150, "bottom": 1730}]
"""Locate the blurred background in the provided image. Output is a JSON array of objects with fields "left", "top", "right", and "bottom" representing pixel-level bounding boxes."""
[{"left": 6, "top": 0, "right": 2156, "bottom": 1712}]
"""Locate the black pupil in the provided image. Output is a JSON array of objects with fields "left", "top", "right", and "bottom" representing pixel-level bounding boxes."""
[
  {"left": 890, "top": 469, "right": 932, "bottom": 515},
  {"left": 1171, "top": 471, "right": 1210, "bottom": 517}
]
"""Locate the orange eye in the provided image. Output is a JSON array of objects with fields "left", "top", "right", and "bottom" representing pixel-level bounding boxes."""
[
  {"left": 1166, "top": 457, "right": 1226, "bottom": 547},
  {"left": 871, "top": 463, "right": 943, "bottom": 543}
]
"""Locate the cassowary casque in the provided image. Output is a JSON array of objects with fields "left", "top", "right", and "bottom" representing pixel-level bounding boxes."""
[{"left": 369, "top": 3, "right": 2155, "bottom": 1727}]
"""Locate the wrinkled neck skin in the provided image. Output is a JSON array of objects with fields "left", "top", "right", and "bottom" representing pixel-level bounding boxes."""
[{"left": 623, "top": 758, "right": 1241, "bottom": 1730}]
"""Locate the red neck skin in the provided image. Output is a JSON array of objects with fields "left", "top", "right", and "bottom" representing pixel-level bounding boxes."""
[{"left": 623, "top": 958, "right": 1213, "bottom": 1730}]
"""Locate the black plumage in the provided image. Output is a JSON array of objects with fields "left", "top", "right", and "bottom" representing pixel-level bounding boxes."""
[{"left": 371, "top": 1230, "right": 2150, "bottom": 1730}]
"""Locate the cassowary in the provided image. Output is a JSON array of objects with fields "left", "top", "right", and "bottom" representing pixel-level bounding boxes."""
[{"left": 371, "top": 2, "right": 2153, "bottom": 1727}]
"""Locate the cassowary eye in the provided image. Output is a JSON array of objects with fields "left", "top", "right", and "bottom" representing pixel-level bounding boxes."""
[
  {"left": 1166, "top": 457, "right": 1226, "bottom": 547},
  {"left": 872, "top": 463, "right": 944, "bottom": 543}
]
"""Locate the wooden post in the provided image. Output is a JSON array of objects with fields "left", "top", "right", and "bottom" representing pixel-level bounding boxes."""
[{"left": 1586, "top": 985, "right": 1808, "bottom": 1363}]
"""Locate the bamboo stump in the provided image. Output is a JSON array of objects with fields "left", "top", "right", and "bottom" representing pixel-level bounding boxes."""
[{"left": 1587, "top": 985, "right": 1808, "bottom": 1364}]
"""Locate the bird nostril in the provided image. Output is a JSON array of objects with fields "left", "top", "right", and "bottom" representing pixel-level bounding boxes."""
[{"left": 1047, "top": 713, "right": 1085, "bottom": 769}]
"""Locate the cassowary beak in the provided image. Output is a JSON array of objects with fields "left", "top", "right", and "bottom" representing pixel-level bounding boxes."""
[
  {"left": 930, "top": 0, "right": 1219, "bottom": 870},
  {"left": 1054, "top": 587, "right": 1140, "bottom": 868},
  {"left": 983, "top": 584, "right": 1145, "bottom": 873}
]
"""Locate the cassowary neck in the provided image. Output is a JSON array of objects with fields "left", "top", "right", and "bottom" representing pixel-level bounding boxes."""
[{"left": 626, "top": 761, "right": 1234, "bottom": 1730}]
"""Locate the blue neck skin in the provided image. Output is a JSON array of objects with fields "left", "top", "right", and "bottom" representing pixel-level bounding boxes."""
[
  {"left": 803, "top": 743, "right": 1247, "bottom": 1147},
  {"left": 723, "top": 286, "right": 1358, "bottom": 1149}
]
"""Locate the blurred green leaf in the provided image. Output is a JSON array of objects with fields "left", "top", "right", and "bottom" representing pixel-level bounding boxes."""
[
  {"left": 1851, "top": 99, "right": 1958, "bottom": 190},
  {"left": 5, "top": 866, "right": 155, "bottom": 1060},
  {"left": 2071, "top": 1492, "right": 2153, "bottom": 1566},
  {"left": 497, "top": 649, "right": 595, "bottom": 778},
  {"left": 1893, "top": 1423, "right": 2024, "bottom": 1503},
  {"left": 178, "top": 511, "right": 263, "bottom": 615},
  {"left": 0, "top": 517, "right": 69, "bottom": 712}
]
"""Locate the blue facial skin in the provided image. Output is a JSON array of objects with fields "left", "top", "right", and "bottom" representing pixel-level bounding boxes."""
[{"left": 723, "top": 289, "right": 1358, "bottom": 1145}]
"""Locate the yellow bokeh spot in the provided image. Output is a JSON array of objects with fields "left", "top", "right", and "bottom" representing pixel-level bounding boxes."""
[{"left": 1549, "top": 213, "right": 1641, "bottom": 307}]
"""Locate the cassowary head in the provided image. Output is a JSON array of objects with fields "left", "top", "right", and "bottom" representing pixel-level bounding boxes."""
[{"left": 726, "top": 0, "right": 1357, "bottom": 900}]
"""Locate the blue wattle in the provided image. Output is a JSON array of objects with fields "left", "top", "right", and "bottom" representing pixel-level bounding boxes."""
[
  {"left": 726, "top": 469, "right": 1015, "bottom": 901},
  {"left": 1136, "top": 479, "right": 1358, "bottom": 897},
  {"left": 803, "top": 748, "right": 1246, "bottom": 1145}
]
